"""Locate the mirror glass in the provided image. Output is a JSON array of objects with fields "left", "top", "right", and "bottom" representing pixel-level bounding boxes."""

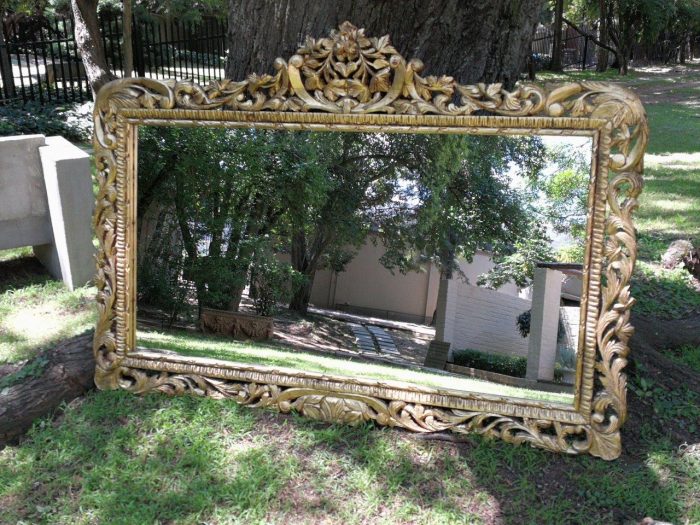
[{"left": 135, "top": 126, "right": 593, "bottom": 406}]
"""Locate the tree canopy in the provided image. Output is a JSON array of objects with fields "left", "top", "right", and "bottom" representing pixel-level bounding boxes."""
[{"left": 136, "top": 127, "right": 591, "bottom": 318}]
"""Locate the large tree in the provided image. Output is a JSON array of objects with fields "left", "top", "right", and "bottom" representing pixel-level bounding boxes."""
[
  {"left": 71, "top": 0, "right": 115, "bottom": 95},
  {"left": 225, "top": 0, "right": 545, "bottom": 87}
]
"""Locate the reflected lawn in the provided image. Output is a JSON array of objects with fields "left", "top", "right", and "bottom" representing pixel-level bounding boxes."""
[{"left": 137, "top": 329, "right": 574, "bottom": 405}]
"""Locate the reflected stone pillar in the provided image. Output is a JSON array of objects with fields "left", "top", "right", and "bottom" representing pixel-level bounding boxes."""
[
  {"left": 526, "top": 267, "right": 564, "bottom": 382},
  {"left": 427, "top": 278, "right": 457, "bottom": 368}
]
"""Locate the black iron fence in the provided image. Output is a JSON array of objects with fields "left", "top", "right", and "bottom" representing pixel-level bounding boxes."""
[
  {"left": 530, "top": 22, "right": 600, "bottom": 71},
  {"left": 4, "top": 14, "right": 695, "bottom": 106},
  {"left": 0, "top": 13, "right": 227, "bottom": 105}
]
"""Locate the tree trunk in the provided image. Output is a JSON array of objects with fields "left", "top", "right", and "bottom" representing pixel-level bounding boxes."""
[
  {"left": 225, "top": 0, "right": 545, "bottom": 87},
  {"left": 71, "top": 0, "right": 115, "bottom": 96},
  {"left": 123, "top": 0, "right": 134, "bottom": 77},
  {"left": 289, "top": 272, "right": 315, "bottom": 314},
  {"left": 0, "top": 332, "right": 95, "bottom": 447},
  {"left": 550, "top": 0, "right": 564, "bottom": 71},
  {"left": 0, "top": 29, "right": 16, "bottom": 99},
  {"left": 595, "top": 0, "right": 609, "bottom": 72},
  {"left": 679, "top": 33, "right": 687, "bottom": 64}
]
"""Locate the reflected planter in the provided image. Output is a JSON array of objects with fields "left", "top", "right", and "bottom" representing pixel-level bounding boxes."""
[{"left": 200, "top": 307, "right": 273, "bottom": 341}]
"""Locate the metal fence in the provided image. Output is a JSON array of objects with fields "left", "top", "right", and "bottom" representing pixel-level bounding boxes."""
[
  {"left": 530, "top": 22, "right": 600, "bottom": 71},
  {"left": 0, "top": 13, "right": 227, "bottom": 105}
]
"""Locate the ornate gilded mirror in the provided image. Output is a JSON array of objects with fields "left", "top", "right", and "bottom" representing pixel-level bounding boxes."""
[{"left": 92, "top": 22, "right": 647, "bottom": 460}]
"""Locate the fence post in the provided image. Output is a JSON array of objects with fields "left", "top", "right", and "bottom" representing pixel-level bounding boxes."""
[
  {"left": 133, "top": 15, "right": 145, "bottom": 77},
  {"left": 582, "top": 35, "right": 589, "bottom": 70},
  {"left": 0, "top": 27, "right": 16, "bottom": 100}
]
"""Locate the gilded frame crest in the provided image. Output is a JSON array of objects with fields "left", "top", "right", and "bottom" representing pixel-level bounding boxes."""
[{"left": 92, "top": 22, "right": 646, "bottom": 460}]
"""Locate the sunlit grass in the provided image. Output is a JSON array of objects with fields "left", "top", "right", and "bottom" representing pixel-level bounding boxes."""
[
  {"left": 138, "top": 329, "right": 574, "bottom": 404},
  {"left": 646, "top": 104, "right": 700, "bottom": 155},
  {"left": 0, "top": 278, "right": 96, "bottom": 364},
  {"left": 636, "top": 158, "right": 700, "bottom": 260},
  {"left": 0, "top": 247, "right": 32, "bottom": 262},
  {"left": 0, "top": 248, "right": 97, "bottom": 364}
]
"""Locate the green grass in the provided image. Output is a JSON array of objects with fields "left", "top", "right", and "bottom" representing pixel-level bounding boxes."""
[
  {"left": 646, "top": 104, "right": 700, "bottom": 155},
  {"left": 632, "top": 261, "right": 700, "bottom": 319},
  {"left": 667, "top": 345, "right": 700, "bottom": 374},
  {"left": 0, "top": 390, "right": 697, "bottom": 524},
  {"left": 535, "top": 68, "right": 640, "bottom": 83},
  {"left": 0, "top": 251, "right": 96, "bottom": 364},
  {"left": 0, "top": 247, "right": 32, "bottom": 262},
  {"left": 138, "top": 329, "right": 574, "bottom": 404}
]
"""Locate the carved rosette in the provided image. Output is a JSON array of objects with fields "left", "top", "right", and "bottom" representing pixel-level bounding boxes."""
[{"left": 92, "top": 21, "right": 647, "bottom": 460}]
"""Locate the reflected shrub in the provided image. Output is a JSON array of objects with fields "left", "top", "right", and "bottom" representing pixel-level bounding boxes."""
[{"left": 452, "top": 348, "right": 528, "bottom": 378}]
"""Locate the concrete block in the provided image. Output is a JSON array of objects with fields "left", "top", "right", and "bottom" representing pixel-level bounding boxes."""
[
  {"left": 35, "top": 136, "right": 94, "bottom": 290},
  {"left": 0, "top": 135, "right": 52, "bottom": 249}
]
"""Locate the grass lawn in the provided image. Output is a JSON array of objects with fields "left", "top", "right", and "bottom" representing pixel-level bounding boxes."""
[
  {"left": 138, "top": 329, "right": 574, "bottom": 404},
  {"left": 1, "top": 66, "right": 700, "bottom": 524},
  {"left": 0, "top": 251, "right": 96, "bottom": 364},
  {"left": 0, "top": 390, "right": 698, "bottom": 524}
]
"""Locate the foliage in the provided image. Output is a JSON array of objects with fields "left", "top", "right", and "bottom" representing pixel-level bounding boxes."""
[
  {"left": 476, "top": 138, "right": 590, "bottom": 289},
  {"left": 380, "top": 135, "right": 549, "bottom": 281},
  {"left": 137, "top": 126, "right": 295, "bottom": 313},
  {"left": 564, "top": 0, "right": 700, "bottom": 72},
  {"left": 516, "top": 309, "right": 532, "bottom": 338},
  {"left": 557, "top": 242, "right": 586, "bottom": 263},
  {"left": 0, "top": 102, "right": 92, "bottom": 143},
  {"left": 1, "top": 0, "right": 227, "bottom": 19},
  {"left": 250, "top": 245, "right": 302, "bottom": 317},
  {"left": 137, "top": 128, "right": 559, "bottom": 315},
  {"left": 452, "top": 347, "right": 528, "bottom": 378},
  {"left": 133, "top": 0, "right": 227, "bottom": 21},
  {"left": 477, "top": 230, "right": 556, "bottom": 289}
]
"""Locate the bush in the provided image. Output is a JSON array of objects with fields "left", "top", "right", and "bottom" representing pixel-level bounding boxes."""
[
  {"left": 0, "top": 102, "right": 92, "bottom": 143},
  {"left": 251, "top": 247, "right": 302, "bottom": 317},
  {"left": 451, "top": 348, "right": 528, "bottom": 378}
]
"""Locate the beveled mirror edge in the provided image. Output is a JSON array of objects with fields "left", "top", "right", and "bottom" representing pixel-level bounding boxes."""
[{"left": 91, "top": 22, "right": 647, "bottom": 460}]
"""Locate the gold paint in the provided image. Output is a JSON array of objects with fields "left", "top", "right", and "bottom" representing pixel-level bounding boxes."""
[{"left": 92, "top": 22, "right": 647, "bottom": 460}]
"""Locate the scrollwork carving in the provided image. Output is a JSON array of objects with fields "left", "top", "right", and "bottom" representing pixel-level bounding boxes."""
[{"left": 92, "top": 21, "right": 647, "bottom": 460}]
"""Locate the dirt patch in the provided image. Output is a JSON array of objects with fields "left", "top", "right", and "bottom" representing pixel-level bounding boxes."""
[{"left": 626, "top": 64, "right": 700, "bottom": 106}]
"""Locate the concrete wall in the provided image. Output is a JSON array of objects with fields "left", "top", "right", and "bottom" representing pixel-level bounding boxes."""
[
  {"left": 0, "top": 134, "right": 93, "bottom": 289},
  {"left": 436, "top": 278, "right": 532, "bottom": 358},
  {"left": 307, "top": 235, "right": 510, "bottom": 324}
]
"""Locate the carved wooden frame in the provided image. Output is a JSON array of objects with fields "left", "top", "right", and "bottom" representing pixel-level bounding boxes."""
[{"left": 92, "top": 22, "right": 646, "bottom": 460}]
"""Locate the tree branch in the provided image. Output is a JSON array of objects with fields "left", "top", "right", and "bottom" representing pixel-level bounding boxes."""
[{"left": 562, "top": 16, "right": 618, "bottom": 55}]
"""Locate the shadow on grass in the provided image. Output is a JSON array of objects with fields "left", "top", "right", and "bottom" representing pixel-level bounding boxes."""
[
  {"left": 0, "top": 392, "right": 295, "bottom": 524},
  {"left": 1, "top": 388, "right": 697, "bottom": 524},
  {"left": 290, "top": 413, "right": 691, "bottom": 524},
  {"left": 0, "top": 256, "right": 52, "bottom": 295}
]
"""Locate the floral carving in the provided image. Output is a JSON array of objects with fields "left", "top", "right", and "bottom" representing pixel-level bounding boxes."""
[{"left": 92, "top": 21, "right": 647, "bottom": 460}]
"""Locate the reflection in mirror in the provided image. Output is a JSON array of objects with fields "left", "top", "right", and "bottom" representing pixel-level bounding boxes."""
[{"left": 135, "top": 127, "right": 592, "bottom": 406}]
